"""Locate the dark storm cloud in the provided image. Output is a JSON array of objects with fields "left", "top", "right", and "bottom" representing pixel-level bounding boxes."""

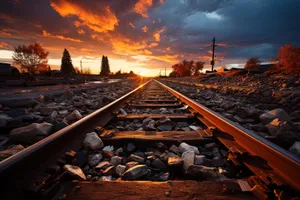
[{"left": 0, "top": 0, "right": 300, "bottom": 70}]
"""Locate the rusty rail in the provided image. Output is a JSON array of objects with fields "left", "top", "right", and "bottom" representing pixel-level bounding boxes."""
[{"left": 155, "top": 79, "right": 300, "bottom": 191}]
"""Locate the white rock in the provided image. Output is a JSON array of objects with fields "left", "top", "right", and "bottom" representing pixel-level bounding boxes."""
[
  {"left": 289, "top": 142, "right": 300, "bottom": 156},
  {"left": 9, "top": 122, "right": 53, "bottom": 144},
  {"left": 110, "top": 156, "right": 122, "bottom": 166},
  {"left": 99, "top": 175, "right": 112, "bottom": 181},
  {"left": 83, "top": 132, "right": 104, "bottom": 150},
  {"left": 63, "top": 164, "right": 86, "bottom": 180},
  {"left": 181, "top": 151, "right": 195, "bottom": 170},
  {"left": 66, "top": 110, "right": 82, "bottom": 124},
  {"left": 194, "top": 155, "right": 206, "bottom": 165},
  {"left": 260, "top": 108, "right": 290, "bottom": 124},
  {"left": 179, "top": 142, "right": 199, "bottom": 154},
  {"left": 116, "top": 165, "right": 126, "bottom": 176},
  {"left": 189, "top": 125, "right": 201, "bottom": 131},
  {"left": 103, "top": 145, "right": 114, "bottom": 151},
  {"left": 88, "top": 154, "right": 103, "bottom": 166}
]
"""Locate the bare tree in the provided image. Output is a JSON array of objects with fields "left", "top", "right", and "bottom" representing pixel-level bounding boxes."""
[
  {"left": 245, "top": 57, "right": 261, "bottom": 70},
  {"left": 13, "top": 42, "right": 49, "bottom": 75}
]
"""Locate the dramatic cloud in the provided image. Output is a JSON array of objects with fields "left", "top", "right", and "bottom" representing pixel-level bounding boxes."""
[
  {"left": 42, "top": 30, "right": 83, "bottom": 43},
  {"left": 50, "top": 0, "right": 119, "bottom": 33},
  {"left": 0, "top": 0, "right": 300, "bottom": 75},
  {"left": 134, "top": 0, "right": 153, "bottom": 18}
]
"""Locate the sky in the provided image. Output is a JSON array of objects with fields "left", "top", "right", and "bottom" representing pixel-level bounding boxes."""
[{"left": 0, "top": 0, "right": 300, "bottom": 76}]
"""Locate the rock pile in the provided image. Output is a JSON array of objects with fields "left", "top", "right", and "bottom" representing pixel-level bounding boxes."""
[
  {"left": 62, "top": 132, "right": 235, "bottom": 182},
  {"left": 0, "top": 80, "right": 141, "bottom": 161}
]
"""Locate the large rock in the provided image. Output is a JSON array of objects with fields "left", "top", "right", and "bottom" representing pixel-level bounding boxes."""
[
  {"left": 9, "top": 122, "right": 53, "bottom": 144},
  {"left": 63, "top": 164, "right": 86, "bottom": 180},
  {"left": 156, "top": 116, "right": 173, "bottom": 131},
  {"left": 289, "top": 141, "right": 300, "bottom": 156},
  {"left": 266, "top": 118, "right": 292, "bottom": 137},
  {"left": 187, "top": 165, "right": 218, "bottom": 180},
  {"left": 122, "top": 165, "right": 149, "bottom": 180},
  {"left": 151, "top": 158, "right": 167, "bottom": 170},
  {"left": 83, "top": 132, "right": 104, "bottom": 150},
  {"left": 0, "top": 145, "right": 25, "bottom": 161},
  {"left": 142, "top": 118, "right": 156, "bottom": 131},
  {"left": 179, "top": 142, "right": 199, "bottom": 154},
  {"left": 116, "top": 165, "right": 126, "bottom": 176},
  {"left": 88, "top": 154, "right": 103, "bottom": 166},
  {"left": 66, "top": 110, "right": 82, "bottom": 124},
  {"left": 260, "top": 109, "right": 290, "bottom": 124},
  {"left": 182, "top": 151, "right": 195, "bottom": 170},
  {"left": 128, "top": 154, "right": 144, "bottom": 163}
]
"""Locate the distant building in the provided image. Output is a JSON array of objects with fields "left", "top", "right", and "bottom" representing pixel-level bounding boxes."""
[{"left": 0, "top": 63, "right": 20, "bottom": 76}]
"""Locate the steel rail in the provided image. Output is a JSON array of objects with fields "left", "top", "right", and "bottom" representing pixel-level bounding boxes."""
[
  {"left": 0, "top": 80, "right": 151, "bottom": 200},
  {"left": 155, "top": 79, "right": 300, "bottom": 191}
]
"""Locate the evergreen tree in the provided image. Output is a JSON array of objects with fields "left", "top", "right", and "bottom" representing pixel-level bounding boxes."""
[
  {"left": 61, "top": 48, "right": 74, "bottom": 75},
  {"left": 100, "top": 55, "right": 111, "bottom": 76}
]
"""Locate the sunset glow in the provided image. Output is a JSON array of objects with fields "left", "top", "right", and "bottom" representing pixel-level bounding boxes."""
[{"left": 0, "top": 0, "right": 299, "bottom": 76}]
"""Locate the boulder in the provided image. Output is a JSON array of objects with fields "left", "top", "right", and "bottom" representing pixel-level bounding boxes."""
[
  {"left": 88, "top": 154, "right": 103, "bottom": 166},
  {"left": 156, "top": 116, "right": 173, "bottom": 131},
  {"left": 187, "top": 165, "right": 218, "bottom": 180},
  {"left": 179, "top": 142, "right": 199, "bottom": 154},
  {"left": 116, "top": 165, "right": 126, "bottom": 176},
  {"left": 95, "top": 161, "right": 111, "bottom": 170},
  {"left": 168, "top": 157, "right": 183, "bottom": 167},
  {"left": 83, "top": 132, "right": 104, "bottom": 150},
  {"left": 260, "top": 108, "right": 290, "bottom": 124},
  {"left": 142, "top": 118, "right": 156, "bottom": 131},
  {"left": 122, "top": 165, "right": 149, "bottom": 180},
  {"left": 110, "top": 156, "right": 122, "bottom": 166},
  {"left": 0, "top": 145, "right": 25, "bottom": 161},
  {"left": 266, "top": 118, "right": 292, "bottom": 137},
  {"left": 63, "top": 164, "right": 86, "bottom": 180},
  {"left": 151, "top": 158, "right": 167, "bottom": 170},
  {"left": 66, "top": 110, "right": 82, "bottom": 124},
  {"left": 182, "top": 151, "right": 195, "bottom": 170},
  {"left": 9, "top": 122, "right": 53, "bottom": 144},
  {"left": 125, "top": 161, "right": 139, "bottom": 169},
  {"left": 128, "top": 154, "right": 144, "bottom": 164}
]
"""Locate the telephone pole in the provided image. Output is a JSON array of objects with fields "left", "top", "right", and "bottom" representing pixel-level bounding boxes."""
[
  {"left": 211, "top": 37, "right": 216, "bottom": 72},
  {"left": 80, "top": 60, "right": 83, "bottom": 74},
  {"left": 165, "top": 65, "right": 166, "bottom": 77}
]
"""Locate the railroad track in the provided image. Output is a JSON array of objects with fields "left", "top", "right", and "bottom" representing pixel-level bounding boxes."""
[{"left": 0, "top": 79, "right": 299, "bottom": 200}]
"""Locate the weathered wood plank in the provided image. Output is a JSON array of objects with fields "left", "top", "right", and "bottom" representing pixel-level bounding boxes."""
[
  {"left": 130, "top": 103, "right": 182, "bottom": 107},
  {"left": 117, "top": 113, "right": 195, "bottom": 119},
  {"left": 101, "top": 130, "right": 206, "bottom": 141},
  {"left": 67, "top": 180, "right": 255, "bottom": 200}
]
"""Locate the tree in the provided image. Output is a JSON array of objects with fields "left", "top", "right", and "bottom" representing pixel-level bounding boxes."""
[
  {"left": 169, "top": 71, "right": 179, "bottom": 77},
  {"left": 12, "top": 42, "right": 49, "bottom": 75},
  {"left": 171, "top": 59, "right": 205, "bottom": 77},
  {"left": 193, "top": 61, "right": 205, "bottom": 76},
  {"left": 82, "top": 67, "right": 91, "bottom": 75},
  {"left": 100, "top": 55, "right": 111, "bottom": 76},
  {"left": 276, "top": 44, "right": 300, "bottom": 74},
  {"left": 61, "top": 48, "right": 75, "bottom": 75},
  {"left": 245, "top": 57, "right": 261, "bottom": 70}
]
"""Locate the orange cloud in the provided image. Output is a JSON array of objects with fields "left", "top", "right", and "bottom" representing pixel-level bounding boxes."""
[
  {"left": 153, "top": 27, "right": 166, "bottom": 42},
  {"left": 42, "top": 30, "right": 83, "bottom": 43},
  {"left": 142, "top": 25, "right": 148, "bottom": 32},
  {"left": 166, "top": 47, "right": 171, "bottom": 51},
  {"left": 134, "top": 0, "right": 152, "bottom": 18},
  {"left": 77, "top": 29, "right": 86, "bottom": 35},
  {"left": 0, "top": 41, "right": 10, "bottom": 48},
  {"left": 111, "top": 36, "right": 152, "bottom": 56},
  {"left": 50, "top": 0, "right": 118, "bottom": 33},
  {"left": 0, "top": 29, "right": 12, "bottom": 37},
  {"left": 149, "top": 42, "right": 158, "bottom": 47},
  {"left": 129, "top": 22, "right": 135, "bottom": 28}
]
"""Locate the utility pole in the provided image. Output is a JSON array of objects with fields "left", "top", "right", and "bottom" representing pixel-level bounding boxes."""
[
  {"left": 80, "top": 60, "right": 83, "bottom": 74},
  {"left": 211, "top": 37, "right": 216, "bottom": 72}
]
